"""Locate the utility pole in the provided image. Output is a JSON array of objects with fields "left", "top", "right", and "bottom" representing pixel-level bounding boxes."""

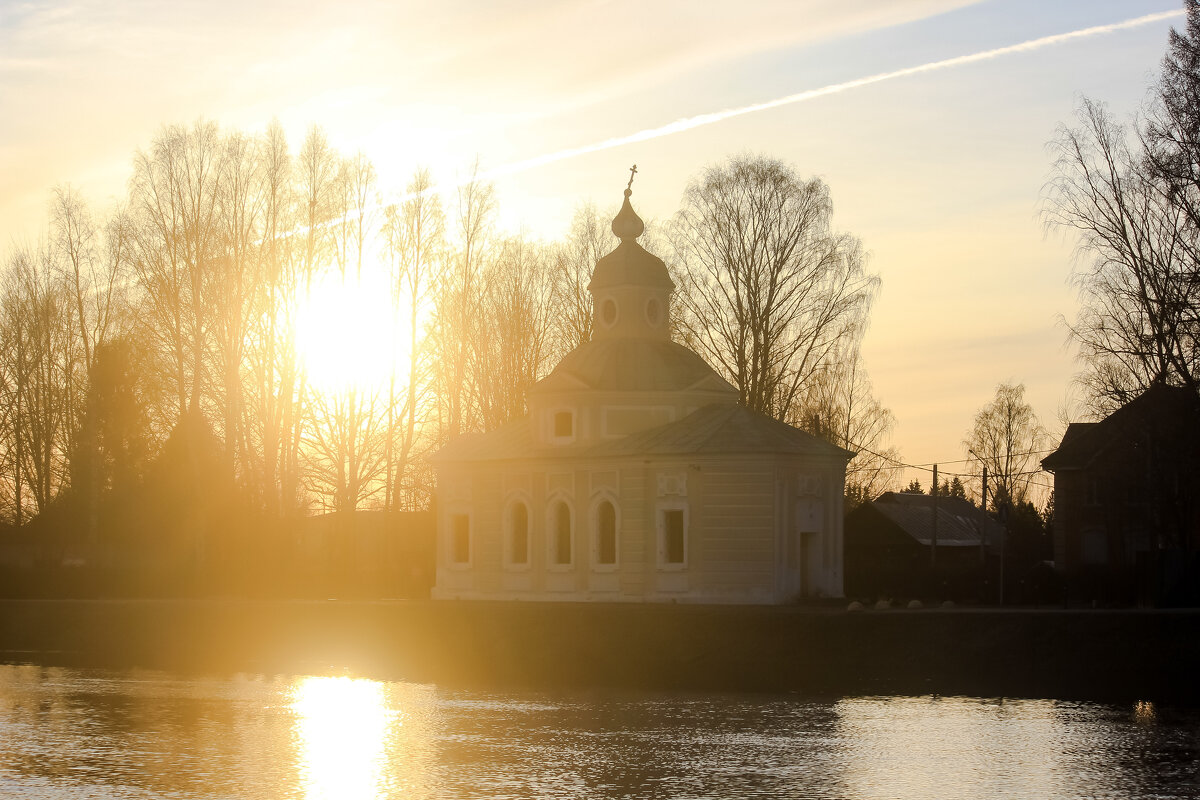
[
  {"left": 999, "top": 499, "right": 1007, "bottom": 607},
  {"left": 930, "top": 463, "right": 939, "bottom": 569},
  {"left": 980, "top": 464, "right": 988, "bottom": 563}
]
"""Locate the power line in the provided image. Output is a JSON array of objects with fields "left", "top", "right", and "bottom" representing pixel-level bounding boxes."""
[
  {"left": 908, "top": 448, "right": 1057, "bottom": 467},
  {"left": 847, "top": 438, "right": 1054, "bottom": 480}
]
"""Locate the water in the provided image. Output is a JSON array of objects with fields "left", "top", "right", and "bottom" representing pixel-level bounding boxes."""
[{"left": 0, "top": 664, "right": 1198, "bottom": 799}]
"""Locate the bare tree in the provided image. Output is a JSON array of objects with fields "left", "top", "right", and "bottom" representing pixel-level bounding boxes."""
[
  {"left": 802, "top": 347, "right": 900, "bottom": 504},
  {"left": 288, "top": 126, "right": 339, "bottom": 511},
  {"left": 0, "top": 245, "right": 76, "bottom": 519},
  {"left": 49, "top": 188, "right": 134, "bottom": 538},
  {"left": 383, "top": 168, "right": 443, "bottom": 510},
  {"left": 963, "top": 382, "right": 1048, "bottom": 510},
  {"left": 297, "top": 126, "right": 337, "bottom": 286},
  {"left": 1146, "top": 1, "right": 1200, "bottom": 240},
  {"left": 473, "top": 236, "right": 557, "bottom": 430},
  {"left": 303, "top": 386, "right": 390, "bottom": 513},
  {"left": 431, "top": 162, "right": 494, "bottom": 437},
  {"left": 552, "top": 203, "right": 613, "bottom": 355},
  {"left": 244, "top": 119, "right": 298, "bottom": 514},
  {"left": 50, "top": 187, "right": 99, "bottom": 375},
  {"left": 341, "top": 152, "right": 377, "bottom": 279},
  {"left": 1046, "top": 99, "right": 1198, "bottom": 411},
  {"left": 128, "top": 121, "right": 224, "bottom": 420},
  {"left": 670, "top": 155, "right": 879, "bottom": 423},
  {"left": 1046, "top": 5, "right": 1200, "bottom": 413},
  {"left": 212, "top": 131, "right": 265, "bottom": 481}
]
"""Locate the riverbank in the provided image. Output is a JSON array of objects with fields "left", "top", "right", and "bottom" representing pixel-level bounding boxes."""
[{"left": 0, "top": 599, "right": 1195, "bottom": 701}]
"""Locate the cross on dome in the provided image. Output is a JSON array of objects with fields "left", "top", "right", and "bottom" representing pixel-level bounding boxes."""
[{"left": 612, "top": 166, "right": 645, "bottom": 240}]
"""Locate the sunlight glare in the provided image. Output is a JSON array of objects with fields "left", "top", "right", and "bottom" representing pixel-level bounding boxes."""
[
  {"left": 295, "top": 269, "right": 398, "bottom": 394},
  {"left": 291, "top": 676, "right": 396, "bottom": 800}
]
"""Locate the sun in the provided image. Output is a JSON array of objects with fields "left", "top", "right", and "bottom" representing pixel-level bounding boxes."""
[{"left": 294, "top": 267, "right": 399, "bottom": 395}]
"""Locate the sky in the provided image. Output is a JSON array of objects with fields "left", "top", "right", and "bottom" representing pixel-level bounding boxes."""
[{"left": 0, "top": 0, "right": 1186, "bottom": 493}]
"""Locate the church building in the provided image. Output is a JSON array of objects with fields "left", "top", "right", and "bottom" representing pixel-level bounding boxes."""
[{"left": 431, "top": 179, "right": 853, "bottom": 603}]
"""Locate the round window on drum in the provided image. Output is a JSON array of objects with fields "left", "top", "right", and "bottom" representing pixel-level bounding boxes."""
[
  {"left": 645, "top": 297, "right": 661, "bottom": 326},
  {"left": 601, "top": 298, "right": 617, "bottom": 327}
]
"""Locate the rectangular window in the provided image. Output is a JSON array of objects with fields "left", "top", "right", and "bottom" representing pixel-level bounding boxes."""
[
  {"left": 663, "top": 509, "right": 685, "bottom": 565},
  {"left": 1082, "top": 528, "right": 1107, "bottom": 565},
  {"left": 451, "top": 514, "right": 470, "bottom": 564},
  {"left": 554, "top": 411, "right": 574, "bottom": 438}
]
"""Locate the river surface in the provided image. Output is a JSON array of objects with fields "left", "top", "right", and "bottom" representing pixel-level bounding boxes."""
[{"left": 0, "top": 664, "right": 1198, "bottom": 799}]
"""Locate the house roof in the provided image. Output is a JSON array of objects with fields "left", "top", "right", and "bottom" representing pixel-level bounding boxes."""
[
  {"left": 864, "top": 491, "right": 1005, "bottom": 548},
  {"left": 532, "top": 338, "right": 737, "bottom": 395},
  {"left": 432, "top": 403, "right": 854, "bottom": 464},
  {"left": 1041, "top": 383, "right": 1200, "bottom": 471}
]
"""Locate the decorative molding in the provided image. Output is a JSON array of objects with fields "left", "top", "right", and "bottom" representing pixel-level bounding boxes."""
[
  {"left": 502, "top": 472, "right": 531, "bottom": 495},
  {"left": 657, "top": 471, "right": 687, "bottom": 497},
  {"left": 797, "top": 472, "right": 823, "bottom": 497},
  {"left": 590, "top": 470, "right": 619, "bottom": 496},
  {"left": 548, "top": 471, "right": 575, "bottom": 496}
]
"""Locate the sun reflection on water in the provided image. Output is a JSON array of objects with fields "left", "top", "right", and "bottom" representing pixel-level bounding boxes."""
[
  {"left": 291, "top": 676, "right": 397, "bottom": 800},
  {"left": 1133, "top": 700, "right": 1157, "bottom": 724}
]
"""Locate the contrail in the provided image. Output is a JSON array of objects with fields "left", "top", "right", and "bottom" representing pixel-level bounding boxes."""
[{"left": 471, "top": 10, "right": 1182, "bottom": 184}]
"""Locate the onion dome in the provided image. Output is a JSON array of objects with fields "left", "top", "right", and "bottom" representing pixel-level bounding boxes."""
[
  {"left": 611, "top": 188, "right": 645, "bottom": 240},
  {"left": 588, "top": 169, "right": 674, "bottom": 292}
]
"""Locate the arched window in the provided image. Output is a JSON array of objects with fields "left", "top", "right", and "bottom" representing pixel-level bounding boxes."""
[
  {"left": 551, "top": 500, "right": 573, "bottom": 566},
  {"left": 508, "top": 501, "right": 529, "bottom": 567},
  {"left": 595, "top": 499, "right": 617, "bottom": 567}
]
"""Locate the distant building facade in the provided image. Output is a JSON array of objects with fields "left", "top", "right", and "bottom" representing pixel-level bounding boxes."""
[
  {"left": 844, "top": 491, "right": 1003, "bottom": 600},
  {"left": 431, "top": 185, "right": 852, "bottom": 603},
  {"left": 1041, "top": 384, "right": 1200, "bottom": 606}
]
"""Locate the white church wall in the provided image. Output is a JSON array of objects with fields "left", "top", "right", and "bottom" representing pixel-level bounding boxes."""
[
  {"left": 693, "top": 459, "right": 778, "bottom": 601},
  {"left": 433, "top": 450, "right": 847, "bottom": 603}
]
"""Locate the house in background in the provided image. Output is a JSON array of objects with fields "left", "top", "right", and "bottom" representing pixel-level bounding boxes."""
[
  {"left": 431, "top": 184, "right": 853, "bottom": 604},
  {"left": 844, "top": 491, "right": 1005, "bottom": 601},
  {"left": 1041, "top": 383, "right": 1200, "bottom": 606}
]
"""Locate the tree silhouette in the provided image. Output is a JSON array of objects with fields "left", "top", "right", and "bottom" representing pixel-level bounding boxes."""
[
  {"left": 963, "top": 382, "right": 1047, "bottom": 510},
  {"left": 671, "top": 155, "right": 879, "bottom": 422},
  {"left": 1046, "top": 7, "right": 1200, "bottom": 410}
]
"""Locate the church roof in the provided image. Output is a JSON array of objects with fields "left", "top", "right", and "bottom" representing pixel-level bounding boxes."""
[
  {"left": 532, "top": 338, "right": 736, "bottom": 394},
  {"left": 432, "top": 404, "right": 854, "bottom": 463},
  {"left": 588, "top": 404, "right": 855, "bottom": 459},
  {"left": 430, "top": 418, "right": 539, "bottom": 463}
]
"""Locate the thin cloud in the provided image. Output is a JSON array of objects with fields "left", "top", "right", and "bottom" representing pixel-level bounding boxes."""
[{"left": 473, "top": 10, "right": 1183, "bottom": 184}]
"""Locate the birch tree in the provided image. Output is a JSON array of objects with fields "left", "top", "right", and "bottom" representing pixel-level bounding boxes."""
[
  {"left": 671, "top": 155, "right": 879, "bottom": 423},
  {"left": 963, "top": 382, "right": 1047, "bottom": 510},
  {"left": 383, "top": 168, "right": 443, "bottom": 510}
]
